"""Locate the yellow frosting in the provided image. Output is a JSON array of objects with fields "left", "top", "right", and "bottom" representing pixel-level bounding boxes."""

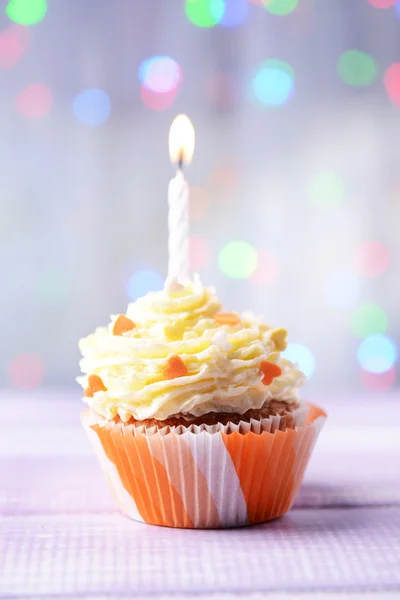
[{"left": 77, "top": 276, "right": 306, "bottom": 421}]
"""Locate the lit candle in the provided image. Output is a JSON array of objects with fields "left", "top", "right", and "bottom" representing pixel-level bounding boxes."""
[{"left": 168, "top": 114, "right": 195, "bottom": 282}]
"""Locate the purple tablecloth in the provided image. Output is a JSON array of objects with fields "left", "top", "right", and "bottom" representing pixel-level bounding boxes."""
[{"left": 1, "top": 390, "right": 399, "bottom": 598}]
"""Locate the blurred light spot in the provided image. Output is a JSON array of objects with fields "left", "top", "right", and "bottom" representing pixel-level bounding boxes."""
[
  {"left": 323, "top": 272, "right": 360, "bottom": 309},
  {"left": 6, "top": 0, "right": 47, "bottom": 26},
  {"left": 0, "top": 24, "right": 29, "bottom": 69},
  {"left": 249, "top": 250, "right": 278, "bottom": 285},
  {"left": 36, "top": 268, "right": 69, "bottom": 307},
  {"left": 189, "top": 235, "right": 211, "bottom": 271},
  {"left": 309, "top": 172, "right": 345, "bottom": 208},
  {"left": 351, "top": 303, "right": 388, "bottom": 339},
  {"left": 138, "top": 56, "right": 182, "bottom": 111},
  {"left": 15, "top": 83, "right": 52, "bottom": 118},
  {"left": 368, "top": 0, "right": 395, "bottom": 7},
  {"left": 384, "top": 63, "right": 400, "bottom": 108},
  {"left": 218, "top": 241, "right": 258, "bottom": 279},
  {"left": 205, "top": 72, "right": 237, "bottom": 109},
  {"left": 252, "top": 59, "right": 294, "bottom": 107},
  {"left": 263, "top": 0, "right": 299, "bottom": 15},
  {"left": 220, "top": 0, "right": 248, "bottom": 27},
  {"left": 189, "top": 186, "right": 210, "bottom": 221},
  {"left": 360, "top": 366, "right": 396, "bottom": 391},
  {"left": 357, "top": 334, "right": 398, "bottom": 374},
  {"left": 9, "top": 353, "right": 45, "bottom": 389},
  {"left": 337, "top": 50, "right": 378, "bottom": 86},
  {"left": 355, "top": 241, "right": 390, "bottom": 278},
  {"left": 185, "top": 0, "right": 225, "bottom": 27},
  {"left": 139, "top": 56, "right": 182, "bottom": 94},
  {"left": 126, "top": 269, "right": 164, "bottom": 301},
  {"left": 140, "top": 85, "right": 177, "bottom": 111},
  {"left": 282, "top": 343, "right": 315, "bottom": 378},
  {"left": 73, "top": 89, "right": 111, "bottom": 126}
]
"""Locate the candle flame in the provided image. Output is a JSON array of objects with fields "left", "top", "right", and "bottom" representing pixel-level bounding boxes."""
[{"left": 169, "top": 114, "right": 195, "bottom": 166}]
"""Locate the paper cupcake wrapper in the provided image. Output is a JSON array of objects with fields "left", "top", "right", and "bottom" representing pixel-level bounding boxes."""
[{"left": 81, "top": 403, "right": 326, "bottom": 529}]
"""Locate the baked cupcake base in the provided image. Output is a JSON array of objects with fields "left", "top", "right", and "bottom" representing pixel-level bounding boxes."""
[
  {"left": 82, "top": 402, "right": 326, "bottom": 529},
  {"left": 120, "top": 399, "right": 299, "bottom": 430}
]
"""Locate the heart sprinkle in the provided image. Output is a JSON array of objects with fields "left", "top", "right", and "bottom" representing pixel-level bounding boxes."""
[
  {"left": 113, "top": 315, "right": 136, "bottom": 336},
  {"left": 163, "top": 355, "right": 188, "bottom": 379},
  {"left": 260, "top": 361, "right": 282, "bottom": 386},
  {"left": 214, "top": 312, "right": 240, "bottom": 326},
  {"left": 84, "top": 374, "right": 107, "bottom": 397}
]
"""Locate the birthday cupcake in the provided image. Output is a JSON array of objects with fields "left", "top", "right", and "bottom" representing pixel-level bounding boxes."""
[{"left": 79, "top": 275, "right": 326, "bottom": 528}]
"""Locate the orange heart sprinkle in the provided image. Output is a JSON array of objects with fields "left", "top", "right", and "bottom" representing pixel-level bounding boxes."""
[
  {"left": 214, "top": 312, "right": 240, "bottom": 326},
  {"left": 113, "top": 314, "right": 136, "bottom": 336},
  {"left": 163, "top": 355, "right": 188, "bottom": 380},
  {"left": 260, "top": 361, "right": 282, "bottom": 386},
  {"left": 84, "top": 374, "right": 107, "bottom": 397}
]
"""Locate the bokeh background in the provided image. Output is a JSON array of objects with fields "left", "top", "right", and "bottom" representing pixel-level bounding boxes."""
[{"left": 1, "top": 0, "right": 399, "bottom": 395}]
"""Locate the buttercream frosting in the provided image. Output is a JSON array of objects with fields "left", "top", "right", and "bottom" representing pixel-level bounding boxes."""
[{"left": 78, "top": 276, "right": 306, "bottom": 421}]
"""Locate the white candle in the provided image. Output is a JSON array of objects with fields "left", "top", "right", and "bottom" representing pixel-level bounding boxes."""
[
  {"left": 168, "top": 115, "right": 195, "bottom": 282},
  {"left": 168, "top": 169, "right": 189, "bottom": 281}
]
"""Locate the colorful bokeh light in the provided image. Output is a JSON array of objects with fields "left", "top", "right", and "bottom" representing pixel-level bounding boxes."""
[
  {"left": 252, "top": 59, "right": 294, "bottom": 107},
  {"left": 282, "top": 343, "right": 316, "bottom": 378},
  {"left": 384, "top": 63, "right": 400, "bottom": 108},
  {"left": 73, "top": 89, "right": 111, "bottom": 126},
  {"left": 139, "top": 56, "right": 182, "bottom": 111},
  {"left": 360, "top": 366, "right": 396, "bottom": 392},
  {"left": 249, "top": 250, "right": 279, "bottom": 285},
  {"left": 15, "top": 83, "right": 53, "bottom": 119},
  {"left": 263, "top": 0, "right": 299, "bottom": 16},
  {"left": 367, "top": 0, "right": 395, "bottom": 7},
  {"left": 351, "top": 302, "right": 388, "bottom": 338},
  {"left": 0, "top": 24, "right": 29, "bottom": 69},
  {"left": 355, "top": 241, "right": 390, "bottom": 278},
  {"left": 220, "top": 0, "right": 248, "bottom": 27},
  {"left": 9, "top": 353, "right": 45, "bottom": 389},
  {"left": 185, "top": 0, "right": 225, "bottom": 27},
  {"left": 337, "top": 50, "right": 377, "bottom": 86},
  {"left": 309, "top": 172, "right": 345, "bottom": 208},
  {"left": 6, "top": 0, "right": 47, "bottom": 26},
  {"left": 218, "top": 241, "right": 258, "bottom": 279},
  {"left": 323, "top": 272, "right": 360, "bottom": 309},
  {"left": 139, "top": 56, "right": 182, "bottom": 94},
  {"left": 357, "top": 334, "right": 398, "bottom": 374},
  {"left": 140, "top": 86, "right": 177, "bottom": 111},
  {"left": 189, "top": 235, "right": 211, "bottom": 271},
  {"left": 126, "top": 269, "right": 164, "bottom": 301}
]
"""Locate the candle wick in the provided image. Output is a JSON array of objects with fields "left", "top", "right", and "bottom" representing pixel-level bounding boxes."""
[{"left": 178, "top": 149, "right": 184, "bottom": 171}]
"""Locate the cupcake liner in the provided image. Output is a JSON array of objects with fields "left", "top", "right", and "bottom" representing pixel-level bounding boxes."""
[
  {"left": 98, "top": 402, "right": 308, "bottom": 437},
  {"left": 81, "top": 403, "right": 326, "bottom": 528}
]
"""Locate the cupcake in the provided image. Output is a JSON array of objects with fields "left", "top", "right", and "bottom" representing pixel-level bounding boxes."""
[{"left": 79, "top": 275, "right": 326, "bottom": 528}]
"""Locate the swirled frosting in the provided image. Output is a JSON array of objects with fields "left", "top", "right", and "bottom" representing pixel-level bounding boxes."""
[{"left": 78, "top": 276, "right": 306, "bottom": 421}]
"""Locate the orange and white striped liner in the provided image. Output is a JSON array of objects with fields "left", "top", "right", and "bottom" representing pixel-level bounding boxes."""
[{"left": 81, "top": 403, "right": 326, "bottom": 528}]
